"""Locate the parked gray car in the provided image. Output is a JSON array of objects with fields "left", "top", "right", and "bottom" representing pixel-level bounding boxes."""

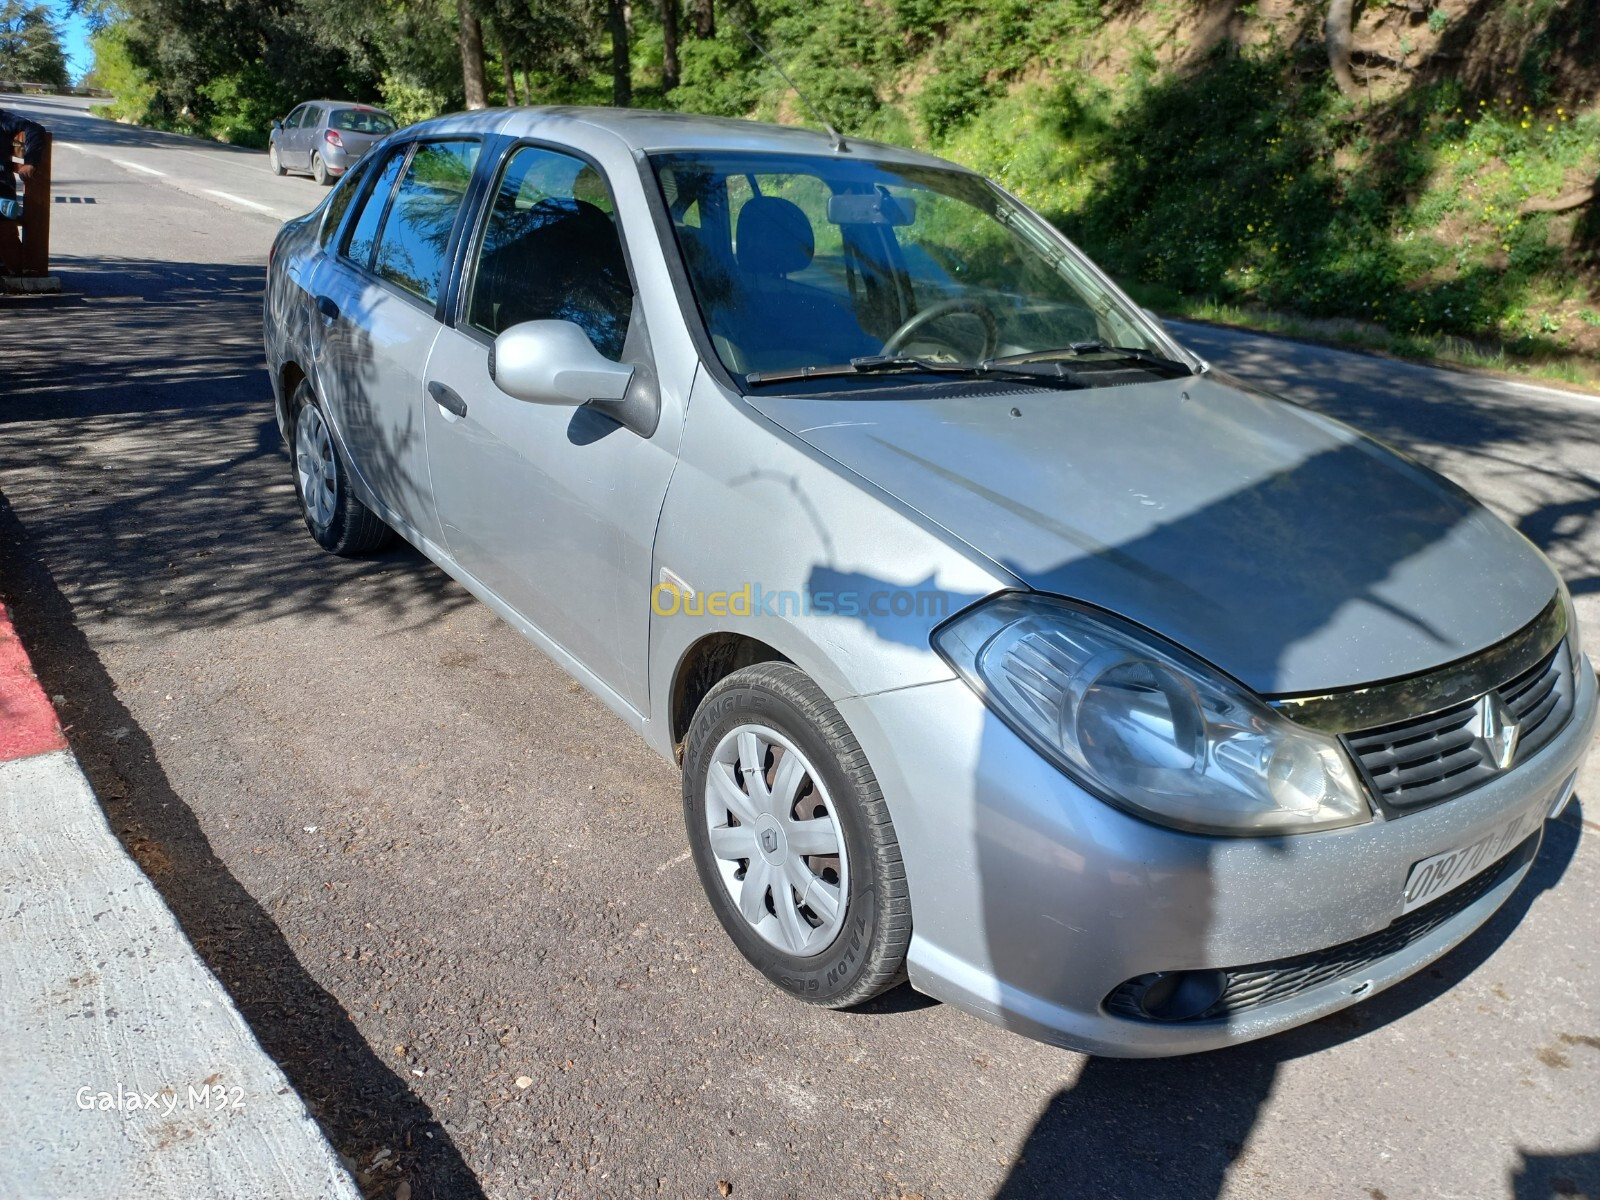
[
  {"left": 263, "top": 107, "right": 1596, "bottom": 1055},
  {"left": 269, "top": 101, "right": 397, "bottom": 185}
]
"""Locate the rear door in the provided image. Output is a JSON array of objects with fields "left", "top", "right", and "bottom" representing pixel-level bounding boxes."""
[
  {"left": 280, "top": 105, "right": 308, "bottom": 166},
  {"left": 311, "top": 138, "right": 482, "bottom": 550},
  {"left": 298, "top": 106, "right": 323, "bottom": 169}
]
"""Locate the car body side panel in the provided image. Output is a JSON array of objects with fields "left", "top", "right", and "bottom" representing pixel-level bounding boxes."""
[
  {"left": 644, "top": 369, "right": 1015, "bottom": 761},
  {"left": 310, "top": 255, "right": 447, "bottom": 549}
]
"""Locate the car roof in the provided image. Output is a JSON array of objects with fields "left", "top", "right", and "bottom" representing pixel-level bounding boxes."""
[
  {"left": 409, "top": 106, "right": 969, "bottom": 172},
  {"left": 299, "top": 100, "right": 391, "bottom": 114}
]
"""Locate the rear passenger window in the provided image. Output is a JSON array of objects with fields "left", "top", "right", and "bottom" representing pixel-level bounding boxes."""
[
  {"left": 466, "top": 146, "right": 633, "bottom": 357},
  {"left": 371, "top": 140, "right": 480, "bottom": 306},
  {"left": 343, "top": 148, "right": 405, "bottom": 269},
  {"left": 320, "top": 156, "right": 372, "bottom": 248}
]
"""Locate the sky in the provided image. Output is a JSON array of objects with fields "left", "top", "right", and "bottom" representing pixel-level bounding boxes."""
[{"left": 57, "top": 5, "right": 94, "bottom": 83}]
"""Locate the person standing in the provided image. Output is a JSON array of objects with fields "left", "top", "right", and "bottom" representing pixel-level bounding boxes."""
[{"left": 0, "top": 106, "right": 47, "bottom": 272}]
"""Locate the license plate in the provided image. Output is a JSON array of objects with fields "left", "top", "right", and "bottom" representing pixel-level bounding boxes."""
[{"left": 1401, "top": 811, "right": 1540, "bottom": 914}]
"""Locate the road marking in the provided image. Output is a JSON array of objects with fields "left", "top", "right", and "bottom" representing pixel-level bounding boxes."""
[
  {"left": 1500, "top": 377, "right": 1600, "bottom": 406},
  {"left": 112, "top": 158, "right": 166, "bottom": 177},
  {"left": 203, "top": 188, "right": 279, "bottom": 214}
]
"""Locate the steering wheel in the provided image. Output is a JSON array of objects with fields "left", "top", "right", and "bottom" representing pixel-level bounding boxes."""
[{"left": 881, "top": 298, "right": 1000, "bottom": 360}]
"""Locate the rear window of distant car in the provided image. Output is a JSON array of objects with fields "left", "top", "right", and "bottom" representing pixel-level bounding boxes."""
[{"left": 333, "top": 108, "right": 397, "bottom": 135}]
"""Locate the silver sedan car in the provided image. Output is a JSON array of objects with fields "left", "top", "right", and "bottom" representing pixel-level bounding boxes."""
[
  {"left": 263, "top": 107, "right": 1597, "bottom": 1055},
  {"left": 269, "top": 101, "right": 397, "bottom": 185}
]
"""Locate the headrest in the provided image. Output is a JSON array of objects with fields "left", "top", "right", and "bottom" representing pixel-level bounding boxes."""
[{"left": 735, "top": 196, "right": 814, "bottom": 277}]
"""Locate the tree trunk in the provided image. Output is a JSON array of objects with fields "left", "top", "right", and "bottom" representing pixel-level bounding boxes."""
[
  {"left": 1325, "top": 0, "right": 1357, "bottom": 96},
  {"left": 608, "top": 0, "right": 632, "bottom": 107},
  {"left": 458, "top": 0, "right": 489, "bottom": 110},
  {"left": 1519, "top": 181, "right": 1598, "bottom": 216},
  {"left": 519, "top": 65, "right": 533, "bottom": 106},
  {"left": 690, "top": 0, "right": 713, "bottom": 39},
  {"left": 660, "top": 0, "right": 681, "bottom": 90},
  {"left": 502, "top": 43, "right": 516, "bottom": 106}
]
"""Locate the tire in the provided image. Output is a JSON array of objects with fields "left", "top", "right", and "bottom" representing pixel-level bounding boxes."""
[
  {"left": 312, "top": 151, "right": 331, "bottom": 186},
  {"left": 290, "top": 381, "right": 393, "bottom": 556},
  {"left": 682, "top": 662, "right": 911, "bottom": 1008},
  {"left": 269, "top": 142, "right": 286, "bottom": 176}
]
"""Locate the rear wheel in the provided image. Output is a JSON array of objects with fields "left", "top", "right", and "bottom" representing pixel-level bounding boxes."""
[
  {"left": 269, "top": 143, "right": 286, "bottom": 176},
  {"left": 312, "top": 151, "right": 331, "bottom": 186},
  {"left": 682, "top": 662, "right": 911, "bottom": 1008},
  {"left": 291, "top": 381, "right": 392, "bottom": 556}
]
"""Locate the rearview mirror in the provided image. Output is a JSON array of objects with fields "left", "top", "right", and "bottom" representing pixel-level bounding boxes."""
[
  {"left": 827, "top": 192, "right": 915, "bottom": 226},
  {"left": 491, "top": 320, "right": 635, "bottom": 408}
]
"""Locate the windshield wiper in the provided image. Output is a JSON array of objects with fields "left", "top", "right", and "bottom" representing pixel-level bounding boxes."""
[
  {"left": 746, "top": 356, "right": 977, "bottom": 385},
  {"left": 746, "top": 354, "right": 1088, "bottom": 388},
  {"left": 983, "top": 341, "right": 1193, "bottom": 374}
]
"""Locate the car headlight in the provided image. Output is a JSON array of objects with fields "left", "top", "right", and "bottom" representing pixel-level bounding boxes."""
[
  {"left": 932, "top": 593, "right": 1370, "bottom": 836},
  {"left": 1558, "top": 576, "right": 1584, "bottom": 670}
]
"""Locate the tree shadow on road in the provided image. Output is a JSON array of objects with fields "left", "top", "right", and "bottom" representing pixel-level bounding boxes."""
[
  {"left": 0, "top": 254, "right": 475, "bottom": 637},
  {"left": 1, "top": 252, "right": 487, "bottom": 1195}
]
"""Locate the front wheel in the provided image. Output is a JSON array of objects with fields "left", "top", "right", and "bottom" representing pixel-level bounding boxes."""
[
  {"left": 291, "top": 382, "right": 392, "bottom": 556},
  {"left": 682, "top": 662, "right": 911, "bottom": 1008},
  {"left": 312, "top": 151, "right": 331, "bottom": 186},
  {"left": 269, "top": 142, "right": 286, "bottom": 176}
]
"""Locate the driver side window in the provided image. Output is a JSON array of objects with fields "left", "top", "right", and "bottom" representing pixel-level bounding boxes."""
[{"left": 465, "top": 145, "right": 633, "bottom": 360}]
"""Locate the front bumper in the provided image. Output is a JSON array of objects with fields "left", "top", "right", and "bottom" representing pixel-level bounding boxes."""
[{"left": 838, "top": 653, "right": 1597, "bottom": 1057}]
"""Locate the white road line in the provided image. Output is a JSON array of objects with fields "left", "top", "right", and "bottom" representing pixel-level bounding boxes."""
[
  {"left": 111, "top": 158, "right": 166, "bottom": 177},
  {"left": 1500, "top": 378, "right": 1600, "bottom": 406},
  {"left": 203, "top": 188, "right": 279, "bottom": 214}
]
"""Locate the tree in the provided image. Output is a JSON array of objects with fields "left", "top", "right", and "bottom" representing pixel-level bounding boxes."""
[
  {"left": 0, "top": 0, "right": 70, "bottom": 86},
  {"left": 689, "top": 0, "right": 710, "bottom": 39},
  {"left": 606, "top": 0, "right": 629, "bottom": 106},
  {"left": 457, "top": 0, "right": 488, "bottom": 107},
  {"left": 659, "top": 0, "right": 679, "bottom": 90},
  {"left": 1325, "top": 0, "right": 1356, "bottom": 96}
]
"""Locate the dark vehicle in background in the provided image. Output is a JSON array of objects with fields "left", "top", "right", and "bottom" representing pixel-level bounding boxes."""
[{"left": 269, "top": 102, "right": 398, "bottom": 185}]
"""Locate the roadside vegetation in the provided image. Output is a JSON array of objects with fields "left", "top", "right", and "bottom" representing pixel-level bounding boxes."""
[
  {"left": 76, "top": 0, "right": 1600, "bottom": 382},
  {"left": 0, "top": 0, "right": 70, "bottom": 86}
]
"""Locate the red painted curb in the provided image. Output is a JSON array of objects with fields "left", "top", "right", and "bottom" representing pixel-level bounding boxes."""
[{"left": 0, "top": 601, "right": 67, "bottom": 762}]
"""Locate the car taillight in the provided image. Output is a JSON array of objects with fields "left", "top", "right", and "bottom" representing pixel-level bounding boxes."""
[{"left": 324, "top": 129, "right": 343, "bottom": 148}]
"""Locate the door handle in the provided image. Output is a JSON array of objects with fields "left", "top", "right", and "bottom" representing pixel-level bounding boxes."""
[
  {"left": 315, "top": 294, "right": 340, "bottom": 323},
  {"left": 428, "top": 380, "right": 467, "bottom": 418}
]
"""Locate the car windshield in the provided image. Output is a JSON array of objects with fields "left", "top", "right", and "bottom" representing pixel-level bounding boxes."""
[
  {"left": 333, "top": 108, "right": 397, "bottom": 135},
  {"left": 650, "top": 150, "right": 1174, "bottom": 388}
]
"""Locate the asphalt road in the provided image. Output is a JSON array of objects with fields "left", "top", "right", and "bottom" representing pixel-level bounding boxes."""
[{"left": 3, "top": 92, "right": 1599, "bottom": 1200}]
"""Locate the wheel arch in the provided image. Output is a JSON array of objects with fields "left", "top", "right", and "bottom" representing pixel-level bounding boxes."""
[{"left": 669, "top": 632, "right": 791, "bottom": 759}]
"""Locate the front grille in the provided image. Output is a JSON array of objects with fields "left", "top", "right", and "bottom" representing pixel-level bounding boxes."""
[
  {"left": 1344, "top": 641, "right": 1573, "bottom": 813},
  {"left": 1105, "top": 831, "right": 1539, "bottom": 1023}
]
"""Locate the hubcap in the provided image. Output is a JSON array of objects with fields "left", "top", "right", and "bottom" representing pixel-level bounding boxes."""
[
  {"left": 703, "top": 725, "right": 848, "bottom": 956},
  {"left": 294, "top": 404, "right": 337, "bottom": 530}
]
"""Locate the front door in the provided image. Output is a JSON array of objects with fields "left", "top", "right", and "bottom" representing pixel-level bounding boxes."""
[
  {"left": 312, "top": 138, "right": 481, "bottom": 549},
  {"left": 423, "top": 143, "right": 678, "bottom": 713}
]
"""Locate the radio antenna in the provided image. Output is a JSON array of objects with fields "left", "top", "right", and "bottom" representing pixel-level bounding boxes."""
[{"left": 735, "top": 24, "right": 849, "bottom": 153}]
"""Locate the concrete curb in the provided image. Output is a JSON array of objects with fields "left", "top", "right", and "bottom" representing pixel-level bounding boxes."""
[{"left": 0, "top": 602, "right": 361, "bottom": 1200}]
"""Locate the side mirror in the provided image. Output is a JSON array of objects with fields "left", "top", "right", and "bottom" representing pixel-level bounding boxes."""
[
  {"left": 491, "top": 319, "right": 635, "bottom": 407},
  {"left": 272, "top": 118, "right": 284, "bottom": 130}
]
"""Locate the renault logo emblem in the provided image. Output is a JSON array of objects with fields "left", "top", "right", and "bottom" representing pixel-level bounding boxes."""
[
  {"left": 761, "top": 829, "right": 780, "bottom": 854},
  {"left": 1476, "top": 692, "right": 1521, "bottom": 770}
]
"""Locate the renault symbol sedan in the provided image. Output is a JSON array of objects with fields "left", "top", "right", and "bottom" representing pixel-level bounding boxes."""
[{"left": 263, "top": 107, "right": 1596, "bottom": 1055}]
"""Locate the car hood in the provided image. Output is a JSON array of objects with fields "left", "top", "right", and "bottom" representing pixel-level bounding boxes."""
[{"left": 747, "top": 373, "right": 1557, "bottom": 696}]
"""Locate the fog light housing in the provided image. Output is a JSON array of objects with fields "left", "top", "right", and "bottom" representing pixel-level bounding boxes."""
[{"left": 1133, "top": 970, "right": 1227, "bottom": 1021}]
